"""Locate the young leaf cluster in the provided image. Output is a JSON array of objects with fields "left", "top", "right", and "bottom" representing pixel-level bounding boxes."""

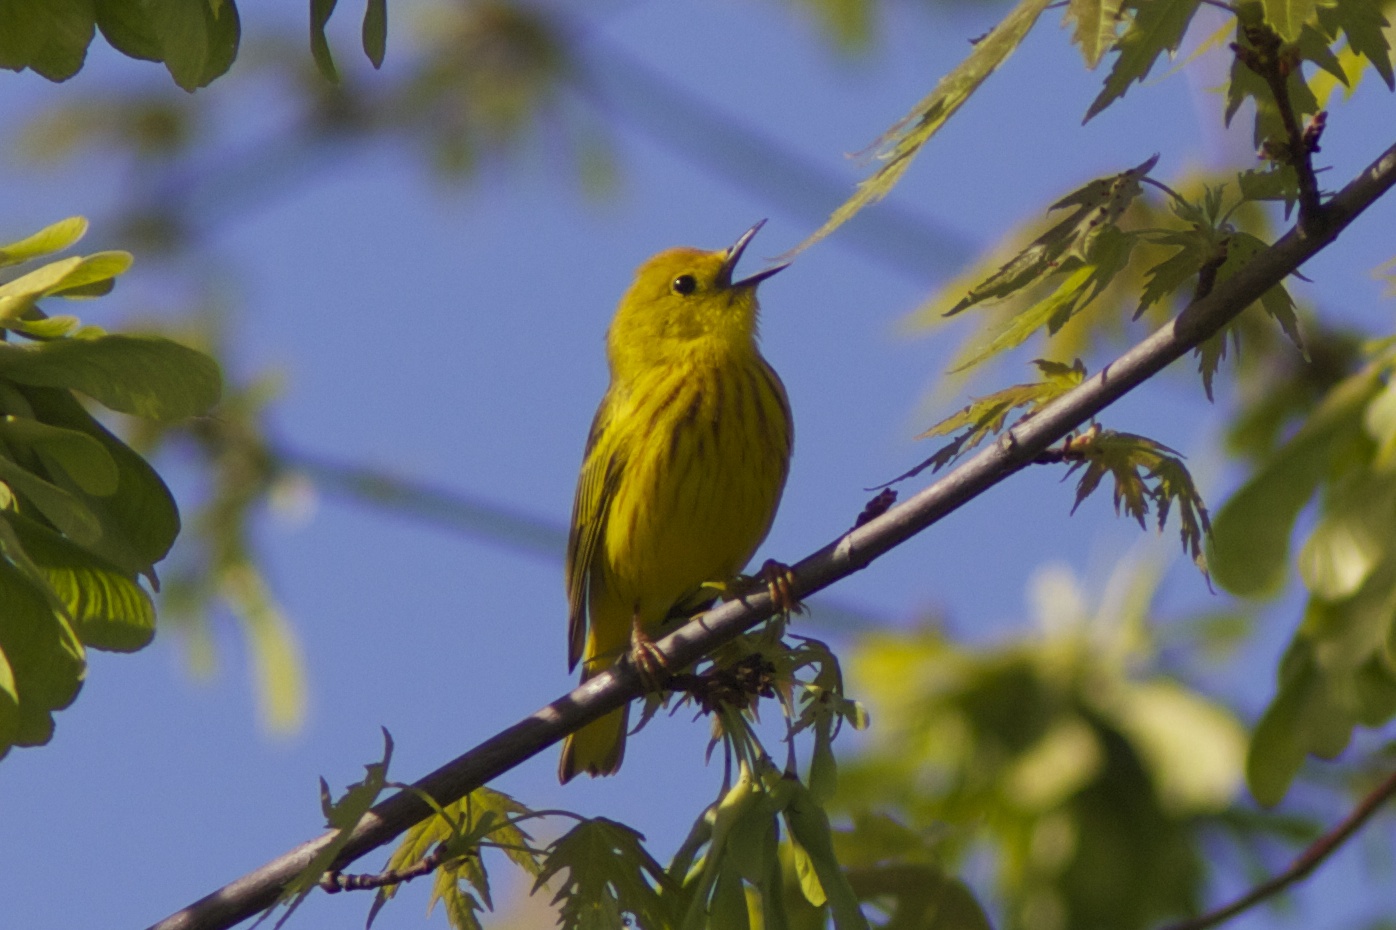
[
  {"left": 911, "top": 359, "right": 1087, "bottom": 478},
  {"left": 349, "top": 617, "right": 886, "bottom": 930},
  {"left": 799, "top": 0, "right": 1394, "bottom": 248},
  {"left": 373, "top": 784, "right": 544, "bottom": 930},
  {"left": 1061, "top": 428, "right": 1212, "bottom": 569},
  {"left": 0, "top": 217, "right": 221, "bottom": 759},
  {"left": 669, "top": 758, "right": 871, "bottom": 930},
  {"left": 912, "top": 359, "right": 1210, "bottom": 569},
  {"left": 929, "top": 159, "right": 1303, "bottom": 394}
]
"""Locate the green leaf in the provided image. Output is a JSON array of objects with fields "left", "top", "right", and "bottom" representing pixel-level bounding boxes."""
[
  {"left": 1264, "top": 0, "right": 1320, "bottom": 40},
  {"left": 146, "top": 0, "right": 239, "bottom": 91},
  {"left": 157, "top": 0, "right": 212, "bottom": 90},
  {"left": 275, "top": 730, "right": 394, "bottom": 923},
  {"left": 1219, "top": 232, "right": 1303, "bottom": 351},
  {"left": 954, "top": 225, "right": 1136, "bottom": 372},
  {"left": 783, "top": 779, "right": 870, "bottom": 930},
  {"left": 1065, "top": 0, "right": 1125, "bottom": 68},
  {"left": 1237, "top": 164, "right": 1301, "bottom": 211},
  {"left": 538, "top": 818, "right": 671, "bottom": 930},
  {"left": 0, "top": 453, "right": 103, "bottom": 547},
  {"left": 0, "top": 646, "right": 18, "bottom": 752},
  {"left": 0, "top": 557, "right": 86, "bottom": 754},
  {"left": 791, "top": 0, "right": 1053, "bottom": 254},
  {"left": 708, "top": 861, "right": 752, "bottom": 930},
  {"left": 0, "top": 415, "right": 120, "bottom": 496},
  {"left": 1208, "top": 366, "right": 1381, "bottom": 596},
  {"left": 0, "top": 510, "right": 69, "bottom": 616},
  {"left": 1297, "top": 499, "right": 1383, "bottom": 600},
  {"left": 1295, "top": 20, "right": 1349, "bottom": 84},
  {"left": 916, "top": 358, "right": 1087, "bottom": 475},
  {"left": 363, "top": 0, "right": 386, "bottom": 68},
  {"left": 0, "top": 0, "right": 96, "bottom": 81},
  {"left": 373, "top": 787, "right": 543, "bottom": 926},
  {"left": 8, "top": 514, "right": 154, "bottom": 652},
  {"left": 95, "top": 0, "right": 162, "bottom": 60},
  {"left": 956, "top": 265, "right": 1094, "bottom": 371},
  {"left": 1317, "top": 0, "right": 1394, "bottom": 88},
  {"left": 0, "top": 257, "right": 81, "bottom": 321},
  {"left": 18, "top": 386, "right": 181, "bottom": 575},
  {"left": 1247, "top": 638, "right": 1349, "bottom": 805},
  {"left": 0, "top": 217, "right": 88, "bottom": 268},
  {"left": 1086, "top": 0, "right": 1204, "bottom": 120},
  {"left": 0, "top": 251, "right": 131, "bottom": 323},
  {"left": 8, "top": 314, "right": 84, "bottom": 339},
  {"left": 947, "top": 156, "right": 1155, "bottom": 318},
  {"left": 50, "top": 251, "right": 134, "bottom": 297},
  {"left": 1362, "top": 375, "right": 1396, "bottom": 467},
  {"left": 1063, "top": 430, "right": 1211, "bottom": 568},
  {"left": 0, "top": 333, "right": 221, "bottom": 420},
  {"left": 310, "top": 0, "right": 340, "bottom": 81}
]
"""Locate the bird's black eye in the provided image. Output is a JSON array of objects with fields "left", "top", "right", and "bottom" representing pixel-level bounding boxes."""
[{"left": 671, "top": 274, "right": 697, "bottom": 295}]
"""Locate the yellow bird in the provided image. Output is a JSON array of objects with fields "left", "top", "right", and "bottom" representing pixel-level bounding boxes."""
[{"left": 559, "top": 222, "right": 794, "bottom": 782}]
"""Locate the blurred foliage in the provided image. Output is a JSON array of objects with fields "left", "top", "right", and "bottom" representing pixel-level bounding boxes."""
[
  {"left": 1210, "top": 339, "right": 1396, "bottom": 806},
  {"left": 836, "top": 560, "right": 1249, "bottom": 930},
  {"left": 0, "top": 0, "right": 389, "bottom": 91},
  {"left": 125, "top": 352, "right": 308, "bottom": 733},
  {"left": 0, "top": 216, "right": 220, "bottom": 757}
]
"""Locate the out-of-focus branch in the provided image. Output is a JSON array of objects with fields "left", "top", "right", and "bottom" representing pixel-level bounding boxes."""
[
  {"left": 146, "top": 139, "right": 1396, "bottom": 930},
  {"left": 277, "top": 446, "right": 888, "bottom": 631}
]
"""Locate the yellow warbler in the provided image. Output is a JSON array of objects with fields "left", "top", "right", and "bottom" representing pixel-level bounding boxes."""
[{"left": 559, "top": 221, "right": 794, "bottom": 782}]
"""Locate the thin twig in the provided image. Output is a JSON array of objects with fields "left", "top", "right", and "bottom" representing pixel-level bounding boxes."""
[
  {"left": 319, "top": 845, "right": 461, "bottom": 894},
  {"left": 1232, "top": 22, "right": 1326, "bottom": 231},
  {"left": 147, "top": 139, "right": 1396, "bottom": 930},
  {"left": 1158, "top": 767, "right": 1396, "bottom": 930}
]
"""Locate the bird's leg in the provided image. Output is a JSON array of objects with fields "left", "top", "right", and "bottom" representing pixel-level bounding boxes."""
[{"left": 629, "top": 611, "right": 670, "bottom": 692}]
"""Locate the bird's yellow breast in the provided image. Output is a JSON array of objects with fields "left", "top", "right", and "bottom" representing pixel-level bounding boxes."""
[{"left": 594, "top": 351, "right": 791, "bottom": 627}]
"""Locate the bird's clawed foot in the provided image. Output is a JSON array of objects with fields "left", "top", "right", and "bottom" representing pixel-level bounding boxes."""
[
  {"left": 759, "top": 559, "right": 804, "bottom": 618},
  {"left": 628, "top": 614, "right": 670, "bottom": 692}
]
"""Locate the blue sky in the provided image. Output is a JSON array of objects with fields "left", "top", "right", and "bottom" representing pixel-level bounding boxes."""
[{"left": 1, "top": 1, "right": 1395, "bottom": 928}]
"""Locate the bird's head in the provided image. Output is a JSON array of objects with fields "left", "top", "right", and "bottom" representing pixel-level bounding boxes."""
[{"left": 608, "top": 221, "right": 787, "bottom": 375}]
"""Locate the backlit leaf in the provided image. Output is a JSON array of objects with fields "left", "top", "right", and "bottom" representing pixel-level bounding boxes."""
[
  {"left": 1264, "top": 0, "right": 1320, "bottom": 40},
  {"left": 1086, "top": 0, "right": 1204, "bottom": 120},
  {"left": 1066, "top": 0, "right": 1125, "bottom": 68},
  {"left": 0, "top": 558, "right": 86, "bottom": 755},
  {"left": 792, "top": 0, "right": 1053, "bottom": 254},
  {"left": 0, "top": 217, "right": 87, "bottom": 268},
  {"left": 8, "top": 515, "right": 154, "bottom": 652}
]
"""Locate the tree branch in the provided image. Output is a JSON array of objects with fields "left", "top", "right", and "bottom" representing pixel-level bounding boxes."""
[
  {"left": 1158, "top": 766, "right": 1396, "bottom": 930},
  {"left": 147, "top": 139, "right": 1396, "bottom": 930}
]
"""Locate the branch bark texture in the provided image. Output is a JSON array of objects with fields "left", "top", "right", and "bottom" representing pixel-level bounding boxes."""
[{"left": 149, "top": 139, "right": 1396, "bottom": 930}]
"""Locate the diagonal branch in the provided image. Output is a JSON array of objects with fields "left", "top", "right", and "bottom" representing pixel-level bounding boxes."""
[
  {"left": 147, "top": 139, "right": 1396, "bottom": 930},
  {"left": 1158, "top": 766, "right": 1396, "bottom": 930}
]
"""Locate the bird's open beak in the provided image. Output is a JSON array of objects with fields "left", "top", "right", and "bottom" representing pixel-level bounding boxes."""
[{"left": 719, "top": 219, "right": 789, "bottom": 289}]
